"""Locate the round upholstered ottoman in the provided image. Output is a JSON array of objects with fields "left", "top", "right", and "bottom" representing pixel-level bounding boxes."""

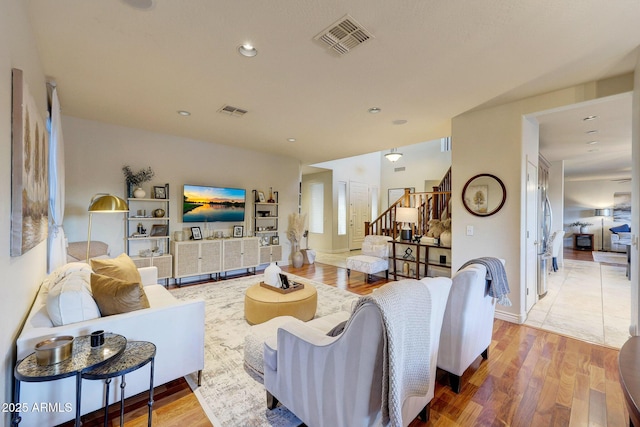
[{"left": 244, "top": 283, "right": 317, "bottom": 325}]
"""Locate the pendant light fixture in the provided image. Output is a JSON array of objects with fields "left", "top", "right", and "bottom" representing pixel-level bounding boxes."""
[{"left": 385, "top": 148, "right": 402, "bottom": 162}]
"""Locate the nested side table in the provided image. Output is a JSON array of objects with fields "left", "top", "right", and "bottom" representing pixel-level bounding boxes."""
[
  {"left": 13, "top": 333, "right": 126, "bottom": 426},
  {"left": 82, "top": 341, "right": 156, "bottom": 427}
]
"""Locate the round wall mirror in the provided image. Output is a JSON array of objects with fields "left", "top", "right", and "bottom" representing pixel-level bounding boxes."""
[{"left": 462, "top": 173, "right": 506, "bottom": 217}]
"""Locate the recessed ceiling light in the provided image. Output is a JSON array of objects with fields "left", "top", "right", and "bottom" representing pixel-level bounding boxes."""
[
  {"left": 177, "top": 110, "right": 191, "bottom": 116},
  {"left": 368, "top": 107, "right": 381, "bottom": 114},
  {"left": 238, "top": 44, "right": 257, "bottom": 57},
  {"left": 586, "top": 141, "right": 599, "bottom": 145},
  {"left": 287, "top": 138, "right": 296, "bottom": 142},
  {"left": 583, "top": 115, "right": 598, "bottom": 121},
  {"left": 586, "top": 130, "right": 598, "bottom": 134},
  {"left": 121, "top": 0, "right": 154, "bottom": 10},
  {"left": 392, "top": 119, "right": 408, "bottom": 125}
]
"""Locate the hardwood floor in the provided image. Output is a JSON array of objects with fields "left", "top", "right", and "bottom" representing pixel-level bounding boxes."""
[{"left": 68, "top": 262, "right": 627, "bottom": 426}]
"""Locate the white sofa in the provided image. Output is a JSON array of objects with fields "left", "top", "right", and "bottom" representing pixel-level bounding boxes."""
[
  {"left": 611, "top": 232, "right": 632, "bottom": 252},
  {"left": 15, "top": 265, "right": 205, "bottom": 427},
  {"left": 262, "top": 277, "right": 452, "bottom": 427}
]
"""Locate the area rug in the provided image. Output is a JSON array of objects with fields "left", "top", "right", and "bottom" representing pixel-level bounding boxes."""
[
  {"left": 592, "top": 251, "right": 627, "bottom": 265},
  {"left": 170, "top": 274, "right": 358, "bottom": 427}
]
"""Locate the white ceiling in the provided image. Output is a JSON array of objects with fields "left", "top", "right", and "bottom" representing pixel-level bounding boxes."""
[
  {"left": 537, "top": 94, "right": 632, "bottom": 182},
  {"left": 26, "top": 0, "right": 640, "bottom": 168}
]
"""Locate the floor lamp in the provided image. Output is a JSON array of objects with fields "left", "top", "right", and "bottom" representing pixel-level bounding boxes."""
[
  {"left": 594, "top": 208, "right": 612, "bottom": 252},
  {"left": 87, "top": 194, "right": 129, "bottom": 261}
]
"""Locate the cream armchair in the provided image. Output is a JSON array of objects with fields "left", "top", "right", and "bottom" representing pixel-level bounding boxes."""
[
  {"left": 263, "top": 277, "right": 452, "bottom": 427},
  {"left": 437, "top": 262, "right": 497, "bottom": 393},
  {"left": 346, "top": 235, "right": 393, "bottom": 283}
]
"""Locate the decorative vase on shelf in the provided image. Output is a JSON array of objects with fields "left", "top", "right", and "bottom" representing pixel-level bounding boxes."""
[
  {"left": 580, "top": 226, "right": 588, "bottom": 233},
  {"left": 292, "top": 244, "right": 304, "bottom": 268},
  {"left": 264, "top": 262, "right": 282, "bottom": 287},
  {"left": 439, "top": 230, "right": 452, "bottom": 247},
  {"left": 133, "top": 187, "right": 146, "bottom": 198}
]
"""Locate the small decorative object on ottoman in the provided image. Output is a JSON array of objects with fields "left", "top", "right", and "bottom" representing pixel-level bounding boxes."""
[{"left": 244, "top": 282, "right": 317, "bottom": 325}]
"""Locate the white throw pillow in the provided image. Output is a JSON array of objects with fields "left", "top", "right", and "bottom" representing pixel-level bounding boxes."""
[{"left": 46, "top": 269, "right": 101, "bottom": 326}]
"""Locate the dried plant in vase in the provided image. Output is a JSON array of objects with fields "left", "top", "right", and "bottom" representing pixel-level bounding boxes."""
[{"left": 287, "top": 213, "right": 307, "bottom": 268}]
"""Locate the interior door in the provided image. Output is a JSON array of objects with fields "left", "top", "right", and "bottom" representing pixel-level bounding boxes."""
[
  {"left": 349, "top": 181, "right": 369, "bottom": 250},
  {"left": 525, "top": 161, "right": 538, "bottom": 312}
]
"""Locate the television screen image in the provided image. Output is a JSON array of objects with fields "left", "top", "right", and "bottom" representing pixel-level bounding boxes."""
[{"left": 183, "top": 185, "right": 246, "bottom": 223}]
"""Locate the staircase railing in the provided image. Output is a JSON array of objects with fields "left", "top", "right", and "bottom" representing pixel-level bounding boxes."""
[{"left": 365, "top": 167, "right": 451, "bottom": 238}]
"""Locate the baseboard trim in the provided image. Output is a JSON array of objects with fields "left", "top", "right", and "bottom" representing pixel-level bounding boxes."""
[{"left": 495, "top": 309, "right": 525, "bottom": 324}]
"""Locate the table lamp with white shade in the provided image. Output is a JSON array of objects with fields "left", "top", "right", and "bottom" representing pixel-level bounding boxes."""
[
  {"left": 396, "top": 207, "right": 418, "bottom": 241},
  {"left": 86, "top": 194, "right": 129, "bottom": 261}
]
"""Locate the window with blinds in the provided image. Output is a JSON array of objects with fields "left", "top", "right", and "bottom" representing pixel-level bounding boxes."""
[{"left": 338, "top": 182, "right": 347, "bottom": 235}]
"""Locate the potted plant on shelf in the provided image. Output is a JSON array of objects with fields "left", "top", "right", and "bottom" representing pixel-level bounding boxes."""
[
  {"left": 122, "top": 166, "right": 155, "bottom": 198},
  {"left": 569, "top": 221, "right": 592, "bottom": 234}
]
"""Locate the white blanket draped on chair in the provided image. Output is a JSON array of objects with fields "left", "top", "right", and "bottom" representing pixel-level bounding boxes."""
[{"left": 354, "top": 279, "right": 432, "bottom": 426}]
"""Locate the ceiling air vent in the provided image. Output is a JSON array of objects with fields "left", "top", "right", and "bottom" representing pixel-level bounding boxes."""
[
  {"left": 394, "top": 167, "right": 406, "bottom": 172},
  {"left": 218, "top": 105, "right": 248, "bottom": 117},
  {"left": 314, "top": 14, "right": 374, "bottom": 56}
]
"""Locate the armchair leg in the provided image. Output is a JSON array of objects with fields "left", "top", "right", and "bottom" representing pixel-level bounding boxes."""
[
  {"left": 347, "top": 268, "right": 351, "bottom": 277},
  {"left": 266, "top": 391, "right": 279, "bottom": 410},
  {"left": 385, "top": 269, "right": 388, "bottom": 279},
  {"left": 481, "top": 347, "right": 489, "bottom": 360},
  {"left": 449, "top": 373, "right": 461, "bottom": 394},
  {"left": 418, "top": 402, "right": 430, "bottom": 422}
]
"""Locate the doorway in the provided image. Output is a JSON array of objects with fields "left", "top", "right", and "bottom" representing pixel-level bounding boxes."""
[{"left": 349, "top": 181, "right": 369, "bottom": 250}]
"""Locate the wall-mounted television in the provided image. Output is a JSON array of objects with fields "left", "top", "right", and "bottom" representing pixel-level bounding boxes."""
[{"left": 182, "top": 184, "right": 246, "bottom": 223}]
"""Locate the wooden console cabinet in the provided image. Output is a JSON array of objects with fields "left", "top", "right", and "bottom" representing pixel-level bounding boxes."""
[
  {"left": 171, "top": 240, "right": 222, "bottom": 280},
  {"left": 171, "top": 237, "right": 269, "bottom": 283},
  {"left": 574, "top": 233, "right": 594, "bottom": 251}
]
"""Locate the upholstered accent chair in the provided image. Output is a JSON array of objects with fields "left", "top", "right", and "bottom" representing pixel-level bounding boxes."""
[
  {"left": 437, "top": 262, "right": 497, "bottom": 393},
  {"left": 263, "top": 277, "right": 452, "bottom": 427},
  {"left": 346, "top": 234, "right": 393, "bottom": 283},
  {"left": 550, "top": 230, "right": 565, "bottom": 271}
]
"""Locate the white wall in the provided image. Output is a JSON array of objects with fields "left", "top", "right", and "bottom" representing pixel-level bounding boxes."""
[
  {"left": 548, "top": 161, "right": 565, "bottom": 264},
  {"left": 379, "top": 139, "right": 452, "bottom": 208},
  {"left": 311, "top": 152, "right": 381, "bottom": 252},
  {"left": 62, "top": 116, "right": 301, "bottom": 269},
  {"left": 631, "top": 50, "right": 640, "bottom": 336},
  {"left": 302, "top": 170, "right": 333, "bottom": 252},
  {"left": 564, "top": 179, "right": 632, "bottom": 251},
  {"left": 451, "top": 75, "right": 634, "bottom": 324},
  {"left": 0, "top": 1, "right": 50, "bottom": 424}
]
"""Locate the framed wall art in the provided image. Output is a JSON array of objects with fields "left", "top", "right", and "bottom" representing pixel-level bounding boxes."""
[
  {"left": 613, "top": 192, "right": 631, "bottom": 222},
  {"left": 388, "top": 187, "right": 414, "bottom": 207},
  {"left": 191, "top": 226, "right": 203, "bottom": 240},
  {"left": 233, "top": 225, "right": 244, "bottom": 238},
  {"left": 11, "top": 68, "right": 49, "bottom": 256},
  {"left": 153, "top": 185, "right": 167, "bottom": 199},
  {"left": 150, "top": 224, "right": 168, "bottom": 237}
]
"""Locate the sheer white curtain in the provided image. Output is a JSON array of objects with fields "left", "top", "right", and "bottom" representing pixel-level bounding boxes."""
[{"left": 47, "top": 86, "right": 66, "bottom": 272}]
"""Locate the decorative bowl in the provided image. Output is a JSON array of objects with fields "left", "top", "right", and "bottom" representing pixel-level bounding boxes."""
[
  {"left": 152, "top": 208, "right": 165, "bottom": 218},
  {"left": 35, "top": 336, "right": 74, "bottom": 366}
]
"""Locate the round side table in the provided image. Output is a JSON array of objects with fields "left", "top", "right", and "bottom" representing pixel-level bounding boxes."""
[
  {"left": 82, "top": 341, "right": 156, "bottom": 427},
  {"left": 13, "top": 333, "right": 126, "bottom": 426}
]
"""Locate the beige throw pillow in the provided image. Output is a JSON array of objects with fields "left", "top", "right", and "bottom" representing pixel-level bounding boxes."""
[
  {"left": 90, "top": 273, "right": 150, "bottom": 316},
  {"left": 91, "top": 253, "right": 142, "bottom": 283}
]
